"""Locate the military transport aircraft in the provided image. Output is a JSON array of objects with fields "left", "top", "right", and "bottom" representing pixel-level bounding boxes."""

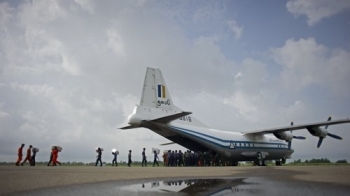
[{"left": 120, "top": 67, "right": 350, "bottom": 166}]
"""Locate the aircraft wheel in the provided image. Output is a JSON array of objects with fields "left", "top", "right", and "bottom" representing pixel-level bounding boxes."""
[
  {"left": 282, "top": 158, "right": 286, "bottom": 164},
  {"left": 256, "top": 152, "right": 263, "bottom": 166},
  {"left": 275, "top": 160, "right": 282, "bottom": 166},
  {"left": 257, "top": 152, "right": 262, "bottom": 159},
  {"left": 232, "top": 161, "right": 238, "bottom": 166},
  {"left": 262, "top": 159, "right": 267, "bottom": 166}
]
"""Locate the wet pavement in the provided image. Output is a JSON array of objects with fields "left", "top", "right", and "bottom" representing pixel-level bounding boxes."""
[
  {"left": 3, "top": 166, "right": 350, "bottom": 195},
  {"left": 9, "top": 176, "right": 350, "bottom": 196}
]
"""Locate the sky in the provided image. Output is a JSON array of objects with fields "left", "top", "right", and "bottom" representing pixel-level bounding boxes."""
[{"left": 1, "top": 0, "right": 350, "bottom": 163}]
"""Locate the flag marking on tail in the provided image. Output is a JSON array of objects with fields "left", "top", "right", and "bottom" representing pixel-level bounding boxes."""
[{"left": 158, "top": 84, "right": 166, "bottom": 98}]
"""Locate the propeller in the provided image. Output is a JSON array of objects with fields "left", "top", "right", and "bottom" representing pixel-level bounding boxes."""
[
  {"left": 317, "top": 116, "right": 342, "bottom": 148},
  {"left": 291, "top": 121, "right": 306, "bottom": 140}
]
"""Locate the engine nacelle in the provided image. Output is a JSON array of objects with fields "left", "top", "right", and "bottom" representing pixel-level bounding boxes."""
[
  {"left": 273, "top": 132, "right": 293, "bottom": 142},
  {"left": 307, "top": 127, "right": 328, "bottom": 138}
]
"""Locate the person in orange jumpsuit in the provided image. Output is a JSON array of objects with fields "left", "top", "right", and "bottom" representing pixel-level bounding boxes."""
[
  {"left": 15, "top": 144, "right": 25, "bottom": 166},
  {"left": 21, "top": 145, "right": 32, "bottom": 166},
  {"left": 52, "top": 147, "right": 61, "bottom": 166},
  {"left": 162, "top": 152, "right": 168, "bottom": 166}
]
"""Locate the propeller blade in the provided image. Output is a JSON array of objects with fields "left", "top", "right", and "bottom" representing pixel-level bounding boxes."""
[
  {"left": 293, "top": 136, "right": 306, "bottom": 140},
  {"left": 327, "top": 133, "right": 342, "bottom": 140},
  {"left": 317, "top": 137, "right": 323, "bottom": 148},
  {"left": 325, "top": 116, "right": 331, "bottom": 129}
]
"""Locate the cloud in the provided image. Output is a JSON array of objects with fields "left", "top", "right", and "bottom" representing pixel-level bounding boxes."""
[
  {"left": 0, "top": 1, "right": 349, "bottom": 163},
  {"left": 73, "top": 0, "right": 95, "bottom": 14},
  {"left": 271, "top": 37, "right": 350, "bottom": 96},
  {"left": 286, "top": 0, "right": 350, "bottom": 26},
  {"left": 227, "top": 20, "right": 243, "bottom": 40},
  {"left": 106, "top": 28, "right": 126, "bottom": 56},
  {"left": 0, "top": 102, "right": 9, "bottom": 118}
]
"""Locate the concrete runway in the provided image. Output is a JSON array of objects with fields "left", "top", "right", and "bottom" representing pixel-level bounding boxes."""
[{"left": 1, "top": 165, "right": 350, "bottom": 195}]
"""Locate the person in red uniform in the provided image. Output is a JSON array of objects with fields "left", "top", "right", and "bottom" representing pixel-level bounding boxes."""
[
  {"left": 21, "top": 145, "right": 32, "bottom": 166},
  {"left": 16, "top": 144, "right": 25, "bottom": 166},
  {"left": 52, "top": 147, "right": 61, "bottom": 166}
]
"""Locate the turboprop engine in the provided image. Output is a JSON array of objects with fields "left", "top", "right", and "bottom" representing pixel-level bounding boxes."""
[
  {"left": 273, "top": 132, "right": 293, "bottom": 142},
  {"left": 273, "top": 121, "right": 306, "bottom": 142},
  {"left": 307, "top": 117, "right": 343, "bottom": 148}
]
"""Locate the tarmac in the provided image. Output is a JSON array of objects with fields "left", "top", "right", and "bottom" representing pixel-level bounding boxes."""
[{"left": 1, "top": 165, "right": 350, "bottom": 195}]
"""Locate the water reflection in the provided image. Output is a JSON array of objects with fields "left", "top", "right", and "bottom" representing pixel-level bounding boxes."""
[{"left": 121, "top": 178, "right": 259, "bottom": 195}]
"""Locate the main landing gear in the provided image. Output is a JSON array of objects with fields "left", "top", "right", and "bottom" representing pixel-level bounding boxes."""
[
  {"left": 254, "top": 152, "right": 267, "bottom": 166},
  {"left": 275, "top": 158, "right": 286, "bottom": 166}
]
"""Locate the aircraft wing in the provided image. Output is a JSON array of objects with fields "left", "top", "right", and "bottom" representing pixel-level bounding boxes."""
[{"left": 244, "top": 118, "right": 350, "bottom": 135}]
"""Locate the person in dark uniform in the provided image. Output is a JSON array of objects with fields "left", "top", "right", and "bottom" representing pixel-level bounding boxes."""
[
  {"left": 16, "top": 144, "right": 25, "bottom": 166},
  {"left": 153, "top": 150, "right": 159, "bottom": 167},
  {"left": 141, "top": 148, "right": 147, "bottom": 167},
  {"left": 47, "top": 150, "right": 53, "bottom": 166},
  {"left": 174, "top": 150, "right": 178, "bottom": 166},
  {"left": 170, "top": 151, "right": 174, "bottom": 166},
  {"left": 95, "top": 147, "right": 102, "bottom": 167},
  {"left": 128, "top": 150, "right": 132, "bottom": 167},
  {"left": 178, "top": 150, "right": 183, "bottom": 166},
  {"left": 112, "top": 150, "right": 118, "bottom": 166},
  {"left": 167, "top": 150, "right": 171, "bottom": 166},
  {"left": 31, "top": 148, "right": 37, "bottom": 166}
]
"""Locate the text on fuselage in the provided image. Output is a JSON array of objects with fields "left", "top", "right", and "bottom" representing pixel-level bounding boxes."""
[{"left": 179, "top": 116, "right": 192, "bottom": 122}]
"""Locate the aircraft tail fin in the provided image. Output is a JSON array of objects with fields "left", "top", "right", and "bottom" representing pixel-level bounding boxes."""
[
  {"left": 119, "top": 67, "right": 208, "bottom": 129},
  {"left": 140, "top": 67, "right": 180, "bottom": 110}
]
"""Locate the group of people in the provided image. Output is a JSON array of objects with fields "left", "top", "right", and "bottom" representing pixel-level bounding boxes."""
[
  {"left": 141, "top": 148, "right": 160, "bottom": 167},
  {"left": 15, "top": 144, "right": 38, "bottom": 166},
  {"left": 94, "top": 147, "right": 160, "bottom": 167},
  {"left": 17, "top": 144, "right": 220, "bottom": 167},
  {"left": 15, "top": 143, "right": 61, "bottom": 166},
  {"left": 163, "top": 150, "right": 223, "bottom": 167}
]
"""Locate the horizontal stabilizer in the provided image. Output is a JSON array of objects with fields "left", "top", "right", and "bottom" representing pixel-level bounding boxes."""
[
  {"left": 119, "top": 125, "right": 138, "bottom": 130},
  {"left": 160, "top": 142, "right": 176, "bottom": 146},
  {"left": 150, "top": 111, "right": 192, "bottom": 123}
]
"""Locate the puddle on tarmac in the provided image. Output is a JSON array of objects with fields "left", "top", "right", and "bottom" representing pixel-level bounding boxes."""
[
  {"left": 17, "top": 178, "right": 262, "bottom": 196},
  {"left": 116, "top": 178, "right": 261, "bottom": 195},
  {"left": 13, "top": 177, "right": 350, "bottom": 196}
]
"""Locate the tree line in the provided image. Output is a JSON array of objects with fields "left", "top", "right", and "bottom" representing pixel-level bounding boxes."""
[{"left": 292, "top": 158, "right": 348, "bottom": 164}]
